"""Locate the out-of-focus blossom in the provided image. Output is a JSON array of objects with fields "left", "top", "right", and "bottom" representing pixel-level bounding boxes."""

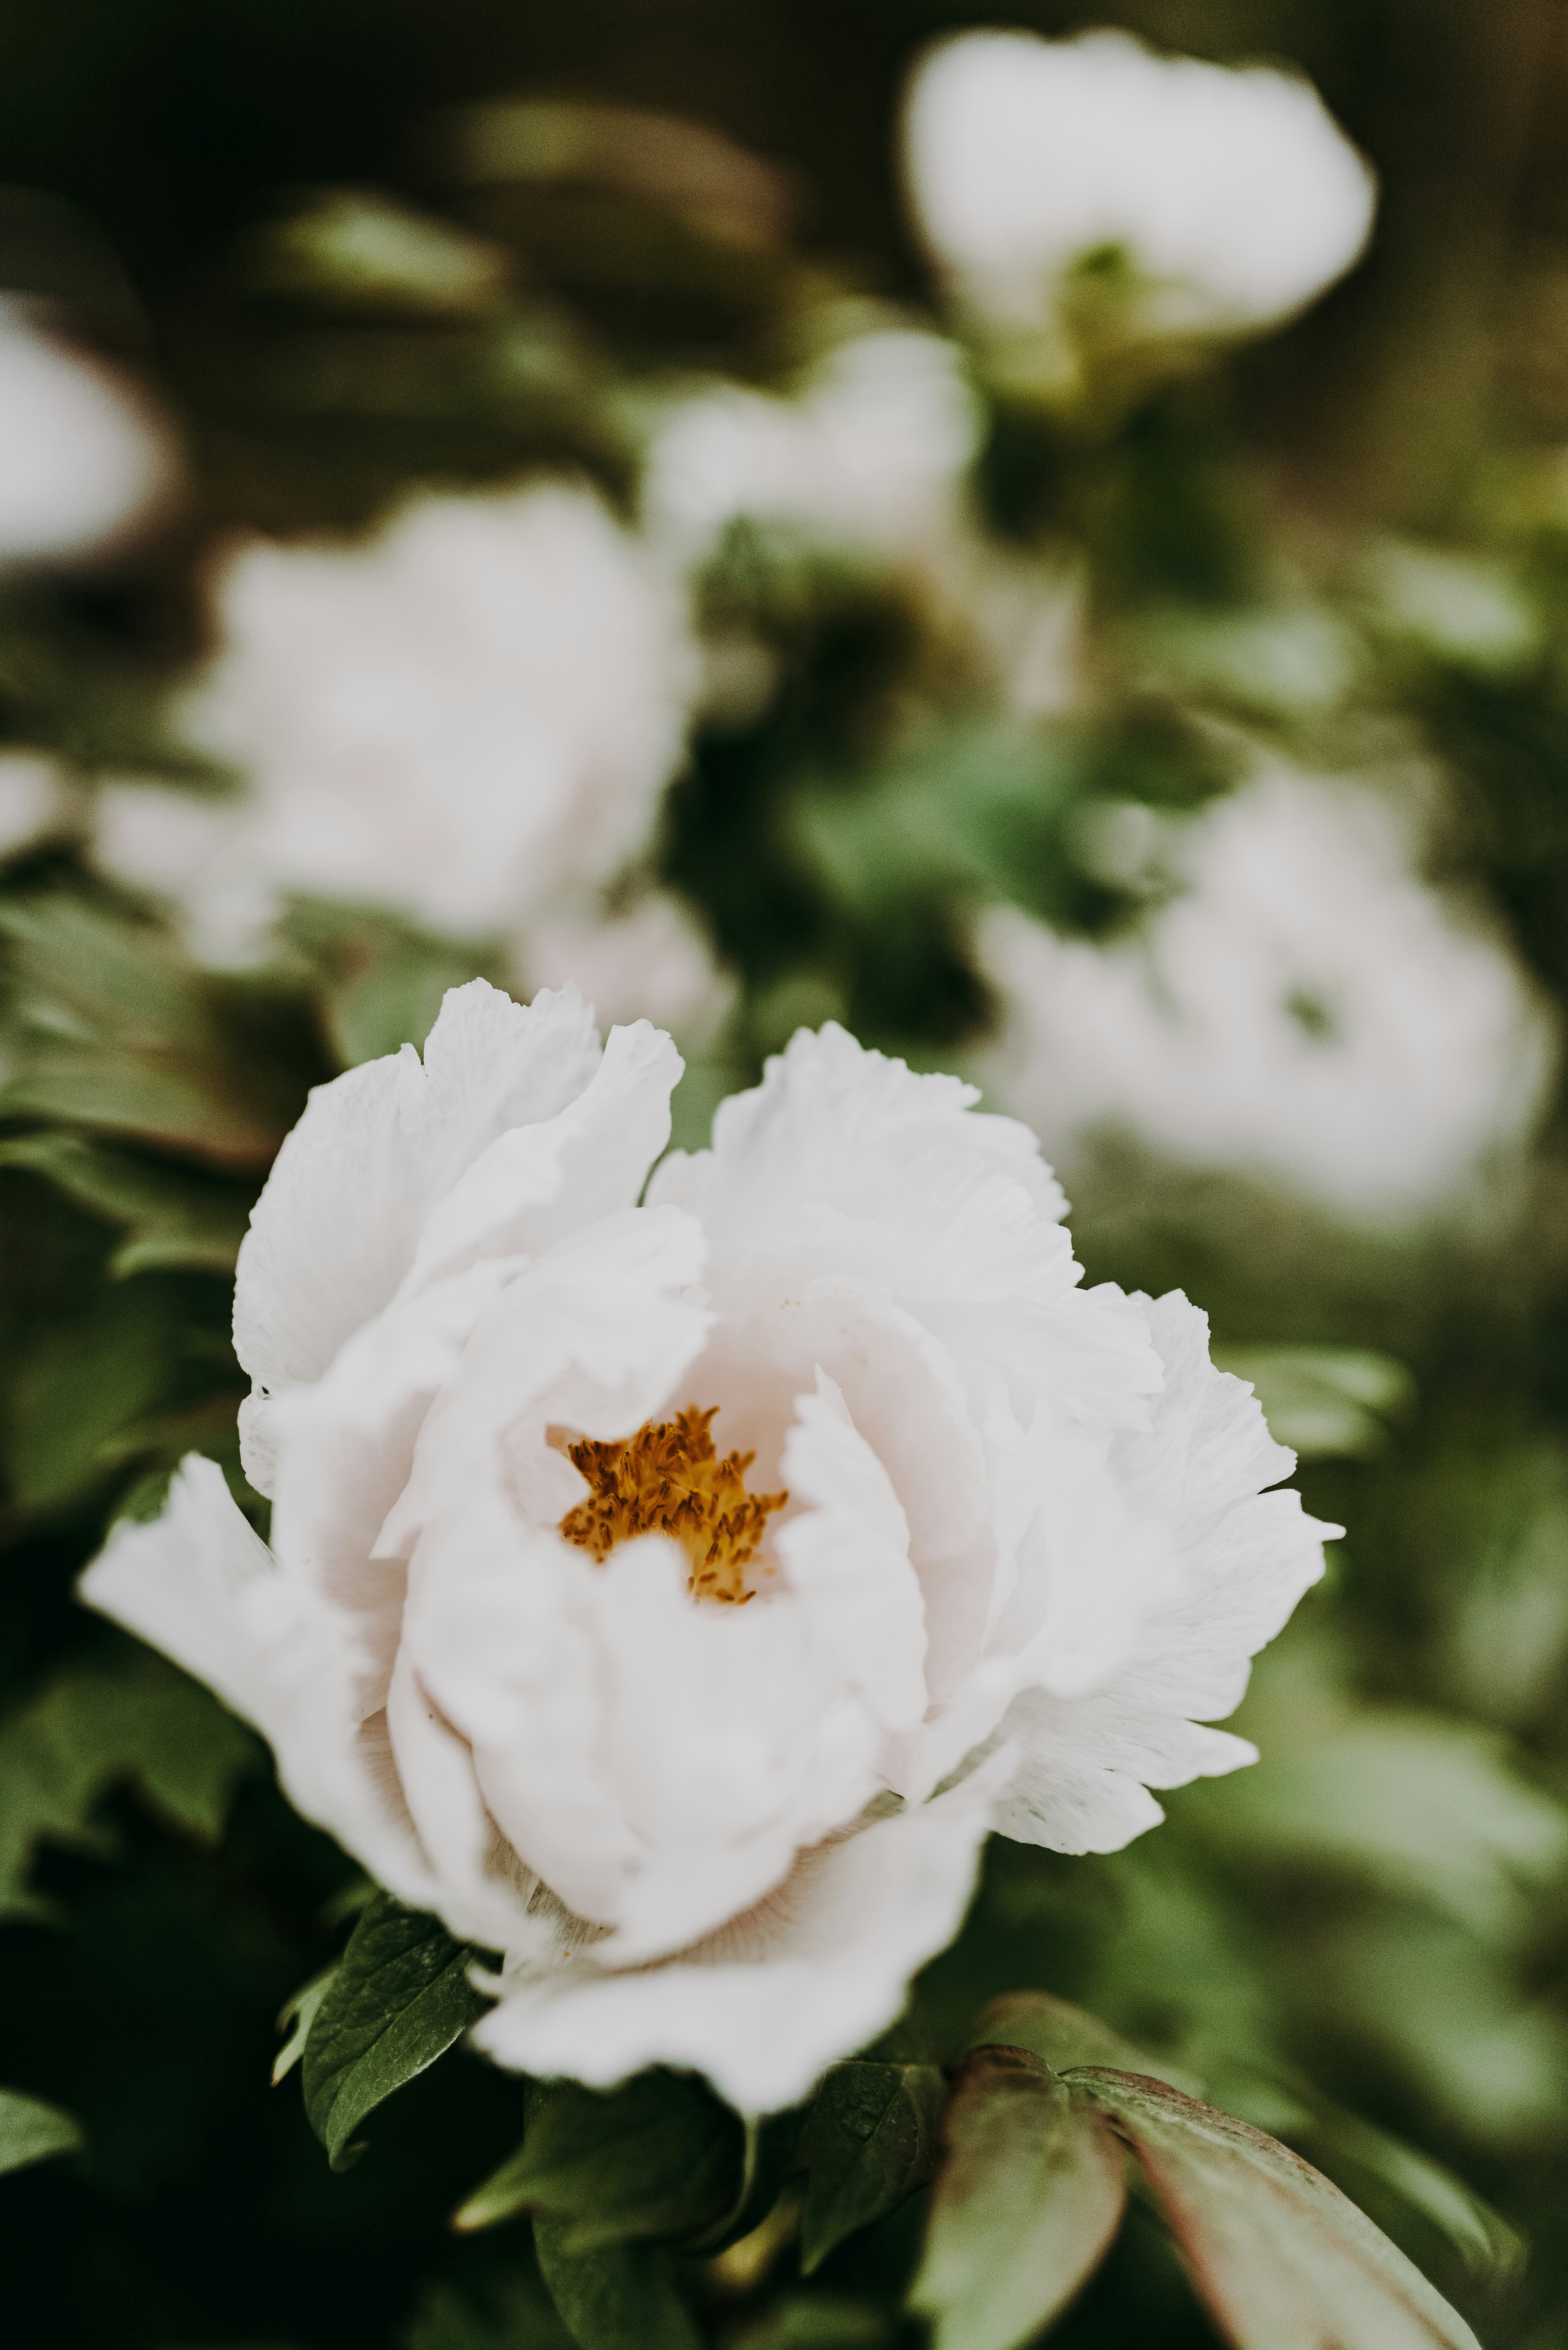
[
  {"left": 83, "top": 987, "right": 1332, "bottom": 2111},
  {"left": 0, "top": 752, "right": 72, "bottom": 860},
  {"left": 0, "top": 298, "right": 180, "bottom": 564},
  {"left": 977, "top": 769, "right": 1556, "bottom": 1222},
  {"left": 515, "top": 890, "right": 735, "bottom": 1046},
  {"left": 93, "top": 484, "right": 696, "bottom": 962},
  {"left": 643, "top": 330, "right": 983, "bottom": 567},
  {"left": 903, "top": 29, "right": 1376, "bottom": 348}
]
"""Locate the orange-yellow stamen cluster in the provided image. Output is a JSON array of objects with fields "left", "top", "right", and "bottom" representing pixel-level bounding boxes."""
[{"left": 559, "top": 1405, "right": 787, "bottom": 1606}]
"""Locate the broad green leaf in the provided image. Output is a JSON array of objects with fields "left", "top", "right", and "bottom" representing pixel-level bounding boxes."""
[
  {"left": 1199, "top": 1714, "right": 1568, "bottom": 1940},
  {"left": 798, "top": 2058, "right": 946, "bottom": 2275},
  {"left": 0, "top": 2087, "right": 83, "bottom": 2177},
  {"left": 533, "top": 2221, "right": 703, "bottom": 2350},
  {"left": 302, "top": 1892, "right": 492, "bottom": 2168},
  {"left": 455, "top": 2070, "right": 743, "bottom": 2248},
  {"left": 271, "top": 1964, "right": 340, "bottom": 2087},
  {"left": 1212, "top": 1346, "right": 1413, "bottom": 1461},
  {"left": 400, "top": 2270, "right": 574, "bottom": 2350},
  {"left": 0, "top": 1649, "right": 258, "bottom": 1920},
  {"left": 0, "top": 1132, "right": 256, "bottom": 1277},
  {"left": 3, "top": 1277, "right": 185, "bottom": 1515},
  {"left": 909, "top": 2046, "right": 1126, "bottom": 2350},
  {"left": 1072, "top": 2067, "right": 1482, "bottom": 2350},
  {"left": 734, "top": 2297, "right": 891, "bottom": 2348},
  {"left": 966, "top": 1989, "right": 1193, "bottom": 2089},
  {"left": 0, "top": 888, "right": 306, "bottom": 1167}
]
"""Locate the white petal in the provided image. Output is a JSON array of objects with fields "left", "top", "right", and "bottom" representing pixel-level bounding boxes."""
[
  {"left": 234, "top": 979, "right": 602, "bottom": 1418},
  {"left": 778, "top": 1370, "right": 929, "bottom": 1737},
  {"left": 79, "top": 1459, "right": 440, "bottom": 1910},
  {"left": 652, "top": 1021, "right": 1066, "bottom": 1235},
  {"left": 397, "top": 1020, "right": 682, "bottom": 1292},
  {"left": 471, "top": 1763, "right": 1004, "bottom": 2112}
]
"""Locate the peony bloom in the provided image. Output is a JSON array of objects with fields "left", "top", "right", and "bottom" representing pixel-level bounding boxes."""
[
  {"left": 83, "top": 984, "right": 1333, "bottom": 2110},
  {"left": 0, "top": 297, "right": 181, "bottom": 565},
  {"left": 977, "top": 769, "right": 1556, "bottom": 1223},
  {"left": 644, "top": 330, "right": 983, "bottom": 568},
  {"left": 92, "top": 483, "right": 696, "bottom": 963},
  {"left": 902, "top": 28, "right": 1375, "bottom": 346}
]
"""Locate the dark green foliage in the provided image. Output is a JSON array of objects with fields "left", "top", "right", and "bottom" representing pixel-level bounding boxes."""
[
  {"left": 455, "top": 2071, "right": 744, "bottom": 2248},
  {"left": 302, "top": 1894, "right": 494, "bottom": 2168},
  {"left": 532, "top": 2225, "right": 704, "bottom": 2350},
  {"left": 0, "top": 2087, "right": 83, "bottom": 2178},
  {"left": 798, "top": 2059, "right": 946, "bottom": 2275}
]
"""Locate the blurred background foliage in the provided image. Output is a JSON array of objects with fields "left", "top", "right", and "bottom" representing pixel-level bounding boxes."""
[{"left": 4, "top": 2, "right": 1568, "bottom": 2346}]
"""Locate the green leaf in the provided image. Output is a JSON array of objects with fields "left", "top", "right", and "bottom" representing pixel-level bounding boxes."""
[
  {"left": 0, "top": 889, "right": 303, "bottom": 1168},
  {"left": 532, "top": 2222, "right": 703, "bottom": 2350},
  {"left": 1072, "top": 2067, "right": 1482, "bottom": 2350},
  {"left": 0, "top": 1648, "right": 258, "bottom": 1921},
  {"left": 966, "top": 1989, "right": 1194, "bottom": 2087},
  {"left": 301, "top": 1892, "right": 492, "bottom": 2169},
  {"left": 455, "top": 2070, "right": 743, "bottom": 2249},
  {"left": 909, "top": 2046, "right": 1127, "bottom": 2350},
  {"left": 1199, "top": 1714, "right": 1568, "bottom": 1940},
  {"left": 400, "top": 2269, "right": 574, "bottom": 2350},
  {"left": 798, "top": 2058, "right": 946, "bottom": 2274},
  {"left": 0, "top": 2087, "right": 83, "bottom": 2177},
  {"left": 271, "top": 1964, "right": 340, "bottom": 2087},
  {"left": 0, "top": 1132, "right": 256, "bottom": 1277},
  {"left": 733, "top": 2298, "right": 892, "bottom": 2349},
  {"left": 2, "top": 1276, "right": 185, "bottom": 1516},
  {"left": 1212, "top": 1346, "right": 1414, "bottom": 1461}
]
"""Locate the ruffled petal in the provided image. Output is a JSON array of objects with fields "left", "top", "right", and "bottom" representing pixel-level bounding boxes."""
[
  {"left": 234, "top": 979, "right": 602, "bottom": 1417},
  {"left": 470, "top": 1761, "right": 1004, "bottom": 2113}
]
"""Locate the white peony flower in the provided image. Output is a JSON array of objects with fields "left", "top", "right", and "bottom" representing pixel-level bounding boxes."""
[
  {"left": 903, "top": 28, "right": 1376, "bottom": 345},
  {"left": 644, "top": 330, "right": 983, "bottom": 569},
  {"left": 82, "top": 985, "right": 1333, "bottom": 2110},
  {"left": 91, "top": 483, "right": 696, "bottom": 962},
  {"left": 0, "top": 751, "right": 74, "bottom": 860},
  {"left": 0, "top": 297, "right": 181, "bottom": 565},
  {"left": 514, "top": 891, "right": 735, "bottom": 1048},
  {"left": 977, "top": 768, "right": 1556, "bottom": 1222}
]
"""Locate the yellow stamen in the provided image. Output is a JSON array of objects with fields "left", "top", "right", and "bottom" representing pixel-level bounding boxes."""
[{"left": 559, "top": 1405, "right": 788, "bottom": 1606}]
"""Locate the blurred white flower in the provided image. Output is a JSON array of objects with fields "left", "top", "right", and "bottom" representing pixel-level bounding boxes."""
[
  {"left": 903, "top": 29, "right": 1376, "bottom": 346},
  {"left": 0, "top": 751, "right": 73, "bottom": 860},
  {"left": 84, "top": 984, "right": 1331, "bottom": 2110},
  {"left": 0, "top": 298, "right": 180, "bottom": 564},
  {"left": 92, "top": 483, "right": 696, "bottom": 961},
  {"left": 644, "top": 329, "right": 983, "bottom": 567},
  {"left": 514, "top": 890, "right": 735, "bottom": 1048},
  {"left": 977, "top": 769, "right": 1556, "bottom": 1221}
]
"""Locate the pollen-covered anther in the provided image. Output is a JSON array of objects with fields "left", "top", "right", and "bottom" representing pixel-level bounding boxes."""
[{"left": 559, "top": 1404, "right": 788, "bottom": 1606}]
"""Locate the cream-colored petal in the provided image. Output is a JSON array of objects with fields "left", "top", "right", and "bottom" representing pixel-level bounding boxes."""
[{"left": 471, "top": 1763, "right": 1003, "bottom": 2112}]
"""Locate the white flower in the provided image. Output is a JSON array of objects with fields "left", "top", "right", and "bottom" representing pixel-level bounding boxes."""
[
  {"left": 0, "top": 752, "right": 73, "bottom": 860},
  {"left": 0, "top": 297, "right": 180, "bottom": 565},
  {"left": 977, "top": 769, "right": 1556, "bottom": 1221},
  {"left": 82, "top": 985, "right": 1333, "bottom": 2110},
  {"left": 514, "top": 891, "right": 735, "bottom": 1048},
  {"left": 91, "top": 483, "right": 696, "bottom": 962},
  {"left": 903, "top": 29, "right": 1376, "bottom": 344},
  {"left": 644, "top": 330, "right": 983, "bottom": 569}
]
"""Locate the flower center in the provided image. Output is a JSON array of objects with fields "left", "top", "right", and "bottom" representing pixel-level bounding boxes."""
[{"left": 558, "top": 1404, "right": 788, "bottom": 1606}]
